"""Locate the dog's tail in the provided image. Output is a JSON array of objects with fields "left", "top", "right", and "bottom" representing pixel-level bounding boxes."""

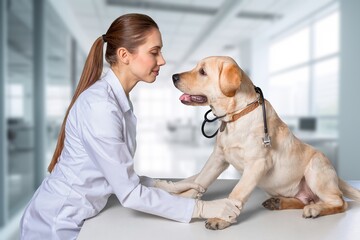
[{"left": 339, "top": 178, "right": 360, "bottom": 202}]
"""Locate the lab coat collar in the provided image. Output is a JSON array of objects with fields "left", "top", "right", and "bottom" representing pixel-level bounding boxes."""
[{"left": 103, "top": 69, "right": 132, "bottom": 113}]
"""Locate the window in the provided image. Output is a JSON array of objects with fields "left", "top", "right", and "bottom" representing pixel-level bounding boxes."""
[
  {"left": 268, "top": 11, "right": 339, "bottom": 120},
  {"left": 314, "top": 12, "right": 339, "bottom": 59},
  {"left": 46, "top": 85, "right": 71, "bottom": 118},
  {"left": 313, "top": 58, "right": 339, "bottom": 115},
  {"left": 7, "top": 84, "right": 24, "bottom": 118},
  {"left": 269, "top": 27, "right": 310, "bottom": 73},
  {"left": 268, "top": 67, "right": 309, "bottom": 115}
]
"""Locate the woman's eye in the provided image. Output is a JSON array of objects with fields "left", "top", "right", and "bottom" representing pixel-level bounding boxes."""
[
  {"left": 150, "top": 50, "right": 160, "bottom": 55},
  {"left": 199, "top": 68, "right": 206, "bottom": 76}
]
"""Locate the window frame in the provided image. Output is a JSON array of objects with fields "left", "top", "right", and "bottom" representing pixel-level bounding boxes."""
[{"left": 268, "top": 9, "right": 340, "bottom": 120}]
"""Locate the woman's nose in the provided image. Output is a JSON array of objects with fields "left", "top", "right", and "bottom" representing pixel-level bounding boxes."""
[{"left": 158, "top": 53, "right": 166, "bottom": 66}]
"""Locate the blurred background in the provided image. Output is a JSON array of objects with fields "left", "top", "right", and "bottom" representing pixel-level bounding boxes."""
[{"left": 1, "top": 0, "right": 360, "bottom": 238}]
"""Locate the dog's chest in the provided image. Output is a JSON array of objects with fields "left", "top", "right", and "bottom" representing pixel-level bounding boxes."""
[{"left": 218, "top": 133, "right": 256, "bottom": 172}]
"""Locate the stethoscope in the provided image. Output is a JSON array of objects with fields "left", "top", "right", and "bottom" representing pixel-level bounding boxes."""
[
  {"left": 201, "top": 86, "right": 271, "bottom": 147},
  {"left": 201, "top": 109, "right": 224, "bottom": 138}
]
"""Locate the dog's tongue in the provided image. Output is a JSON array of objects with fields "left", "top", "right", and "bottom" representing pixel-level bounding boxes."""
[
  {"left": 179, "top": 93, "right": 192, "bottom": 102},
  {"left": 179, "top": 93, "right": 207, "bottom": 104}
]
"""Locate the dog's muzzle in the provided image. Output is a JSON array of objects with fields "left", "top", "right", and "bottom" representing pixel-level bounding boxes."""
[{"left": 172, "top": 74, "right": 180, "bottom": 84}]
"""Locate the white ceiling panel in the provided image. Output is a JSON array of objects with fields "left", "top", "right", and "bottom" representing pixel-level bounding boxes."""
[{"left": 47, "top": 0, "right": 333, "bottom": 80}]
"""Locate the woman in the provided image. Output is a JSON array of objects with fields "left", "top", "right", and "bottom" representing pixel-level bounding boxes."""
[{"left": 20, "top": 13, "right": 241, "bottom": 239}]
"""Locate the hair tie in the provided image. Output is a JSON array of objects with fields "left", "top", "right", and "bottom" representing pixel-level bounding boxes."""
[{"left": 102, "top": 34, "right": 107, "bottom": 43}]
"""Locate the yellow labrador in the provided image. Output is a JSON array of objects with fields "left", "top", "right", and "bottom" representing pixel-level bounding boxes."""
[{"left": 172, "top": 56, "right": 360, "bottom": 230}]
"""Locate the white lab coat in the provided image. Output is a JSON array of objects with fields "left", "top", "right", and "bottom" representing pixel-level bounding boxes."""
[{"left": 20, "top": 69, "right": 195, "bottom": 240}]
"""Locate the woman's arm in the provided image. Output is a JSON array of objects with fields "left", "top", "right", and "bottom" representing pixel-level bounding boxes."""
[{"left": 77, "top": 101, "right": 196, "bottom": 223}]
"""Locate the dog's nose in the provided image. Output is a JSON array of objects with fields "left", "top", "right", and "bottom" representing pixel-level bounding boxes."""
[{"left": 172, "top": 74, "right": 180, "bottom": 84}]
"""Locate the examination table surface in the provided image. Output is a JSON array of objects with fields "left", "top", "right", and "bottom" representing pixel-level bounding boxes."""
[{"left": 78, "top": 179, "right": 360, "bottom": 240}]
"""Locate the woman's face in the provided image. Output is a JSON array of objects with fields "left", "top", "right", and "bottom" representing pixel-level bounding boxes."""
[{"left": 128, "top": 28, "right": 166, "bottom": 83}]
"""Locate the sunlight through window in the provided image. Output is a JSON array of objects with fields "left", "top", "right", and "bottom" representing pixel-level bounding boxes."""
[{"left": 269, "top": 10, "right": 339, "bottom": 120}]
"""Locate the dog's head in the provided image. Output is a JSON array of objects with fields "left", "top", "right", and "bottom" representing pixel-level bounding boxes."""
[{"left": 173, "top": 56, "right": 253, "bottom": 116}]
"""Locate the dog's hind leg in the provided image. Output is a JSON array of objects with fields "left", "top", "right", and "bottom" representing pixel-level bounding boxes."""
[
  {"left": 262, "top": 197, "right": 305, "bottom": 210},
  {"left": 302, "top": 153, "right": 347, "bottom": 218},
  {"left": 302, "top": 198, "right": 347, "bottom": 218},
  {"left": 302, "top": 179, "right": 347, "bottom": 218}
]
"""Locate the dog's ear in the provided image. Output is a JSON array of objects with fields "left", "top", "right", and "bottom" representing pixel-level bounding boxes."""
[{"left": 219, "top": 62, "right": 241, "bottom": 97}]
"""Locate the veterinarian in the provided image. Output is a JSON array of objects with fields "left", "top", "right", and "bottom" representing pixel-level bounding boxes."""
[{"left": 19, "top": 13, "right": 241, "bottom": 239}]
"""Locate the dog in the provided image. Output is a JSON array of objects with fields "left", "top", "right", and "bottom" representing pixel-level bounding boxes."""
[{"left": 172, "top": 56, "right": 360, "bottom": 230}]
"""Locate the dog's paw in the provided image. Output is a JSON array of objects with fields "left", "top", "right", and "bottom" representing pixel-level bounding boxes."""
[
  {"left": 302, "top": 204, "right": 320, "bottom": 218},
  {"left": 205, "top": 218, "right": 231, "bottom": 230},
  {"left": 262, "top": 197, "right": 281, "bottom": 210}
]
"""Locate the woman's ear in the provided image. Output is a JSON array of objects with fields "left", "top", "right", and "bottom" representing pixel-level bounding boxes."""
[
  {"left": 219, "top": 62, "right": 241, "bottom": 97},
  {"left": 117, "top": 47, "right": 130, "bottom": 64}
]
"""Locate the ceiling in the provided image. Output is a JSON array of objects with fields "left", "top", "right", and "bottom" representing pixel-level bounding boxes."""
[
  {"left": 63, "top": 0, "right": 301, "bottom": 78},
  {"left": 7, "top": 0, "right": 333, "bottom": 85}
]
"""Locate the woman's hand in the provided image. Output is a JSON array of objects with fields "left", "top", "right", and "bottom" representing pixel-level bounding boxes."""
[
  {"left": 154, "top": 179, "right": 205, "bottom": 196},
  {"left": 192, "top": 198, "right": 242, "bottom": 223}
]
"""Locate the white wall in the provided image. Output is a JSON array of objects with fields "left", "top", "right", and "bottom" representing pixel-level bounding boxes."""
[{"left": 338, "top": 0, "right": 360, "bottom": 180}]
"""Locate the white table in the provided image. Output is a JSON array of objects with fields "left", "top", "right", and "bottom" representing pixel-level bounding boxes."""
[{"left": 78, "top": 180, "right": 360, "bottom": 240}]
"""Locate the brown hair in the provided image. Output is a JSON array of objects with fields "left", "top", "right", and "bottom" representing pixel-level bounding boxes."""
[{"left": 48, "top": 13, "right": 159, "bottom": 172}]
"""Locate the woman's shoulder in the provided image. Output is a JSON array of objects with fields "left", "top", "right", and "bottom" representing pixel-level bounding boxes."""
[
  {"left": 73, "top": 80, "right": 122, "bottom": 117},
  {"left": 81, "top": 80, "right": 110, "bottom": 103}
]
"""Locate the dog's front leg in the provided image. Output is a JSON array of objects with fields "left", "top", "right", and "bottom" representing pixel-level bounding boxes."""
[
  {"left": 206, "top": 157, "right": 271, "bottom": 230},
  {"left": 178, "top": 147, "right": 228, "bottom": 198}
]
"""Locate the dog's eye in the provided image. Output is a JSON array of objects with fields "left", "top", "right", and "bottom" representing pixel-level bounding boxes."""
[{"left": 199, "top": 68, "right": 207, "bottom": 76}]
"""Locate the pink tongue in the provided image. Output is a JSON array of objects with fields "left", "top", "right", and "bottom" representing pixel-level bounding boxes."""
[{"left": 179, "top": 93, "right": 191, "bottom": 102}]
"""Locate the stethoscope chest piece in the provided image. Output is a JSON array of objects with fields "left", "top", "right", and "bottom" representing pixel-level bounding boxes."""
[{"left": 201, "top": 109, "right": 223, "bottom": 138}]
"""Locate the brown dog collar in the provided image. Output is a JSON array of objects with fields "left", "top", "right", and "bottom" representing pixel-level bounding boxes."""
[
  {"left": 219, "top": 99, "right": 260, "bottom": 132},
  {"left": 201, "top": 86, "right": 271, "bottom": 148}
]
